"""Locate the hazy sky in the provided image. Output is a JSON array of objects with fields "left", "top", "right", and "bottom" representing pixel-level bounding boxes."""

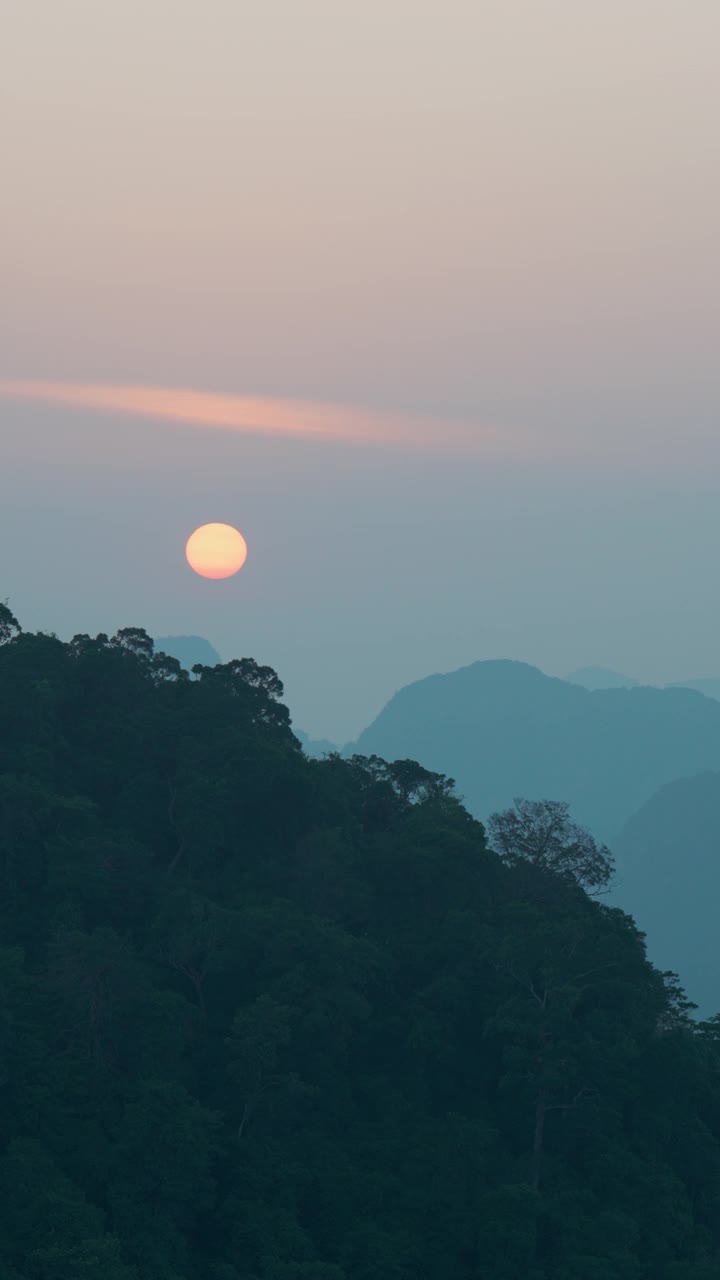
[{"left": 2, "top": 2, "right": 720, "bottom": 740}]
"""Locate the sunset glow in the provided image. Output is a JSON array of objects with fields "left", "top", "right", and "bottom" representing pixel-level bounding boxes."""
[
  {"left": 185, "top": 523, "right": 248, "bottom": 580},
  {"left": 0, "top": 380, "right": 505, "bottom": 455}
]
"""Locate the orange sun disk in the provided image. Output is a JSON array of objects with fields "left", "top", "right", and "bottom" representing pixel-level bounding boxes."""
[{"left": 185, "top": 523, "right": 248, "bottom": 579}]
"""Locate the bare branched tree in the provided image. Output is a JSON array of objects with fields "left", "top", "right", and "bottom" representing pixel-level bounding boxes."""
[{"left": 487, "top": 798, "right": 614, "bottom": 895}]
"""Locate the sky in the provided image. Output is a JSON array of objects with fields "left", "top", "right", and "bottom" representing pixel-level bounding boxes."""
[{"left": 2, "top": 1, "right": 720, "bottom": 742}]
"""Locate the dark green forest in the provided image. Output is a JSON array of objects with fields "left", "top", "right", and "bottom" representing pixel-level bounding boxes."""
[{"left": 1, "top": 603, "right": 720, "bottom": 1280}]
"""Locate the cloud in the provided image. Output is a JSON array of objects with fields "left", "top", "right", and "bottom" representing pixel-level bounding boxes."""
[{"left": 0, "top": 379, "right": 510, "bottom": 454}]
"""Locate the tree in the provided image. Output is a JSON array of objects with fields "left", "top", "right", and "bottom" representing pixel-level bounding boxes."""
[
  {"left": 0, "top": 601, "right": 21, "bottom": 645},
  {"left": 487, "top": 798, "right": 615, "bottom": 895},
  {"left": 225, "top": 994, "right": 297, "bottom": 1138},
  {"left": 192, "top": 657, "right": 293, "bottom": 734},
  {"left": 0, "top": 1138, "right": 138, "bottom": 1280},
  {"left": 110, "top": 627, "right": 155, "bottom": 663},
  {"left": 485, "top": 898, "right": 619, "bottom": 1191},
  {"left": 347, "top": 754, "right": 455, "bottom": 807}
]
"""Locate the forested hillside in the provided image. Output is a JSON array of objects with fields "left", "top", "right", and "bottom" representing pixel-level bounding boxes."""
[{"left": 2, "top": 605, "right": 720, "bottom": 1279}]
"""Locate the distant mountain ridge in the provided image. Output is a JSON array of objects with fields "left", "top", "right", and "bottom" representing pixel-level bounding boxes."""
[
  {"left": 668, "top": 677, "right": 720, "bottom": 702},
  {"left": 155, "top": 634, "right": 222, "bottom": 669},
  {"left": 294, "top": 729, "right": 338, "bottom": 758},
  {"left": 351, "top": 659, "right": 720, "bottom": 841},
  {"left": 565, "top": 666, "right": 639, "bottom": 690},
  {"left": 566, "top": 666, "right": 720, "bottom": 702},
  {"left": 614, "top": 771, "right": 720, "bottom": 1016}
]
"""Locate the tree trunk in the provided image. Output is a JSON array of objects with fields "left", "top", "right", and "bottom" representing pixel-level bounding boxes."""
[{"left": 531, "top": 1087, "right": 547, "bottom": 1190}]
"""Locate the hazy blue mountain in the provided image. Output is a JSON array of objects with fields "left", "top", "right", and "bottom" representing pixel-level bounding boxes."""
[
  {"left": 155, "top": 634, "right": 221, "bottom": 669},
  {"left": 565, "top": 665, "right": 639, "bottom": 689},
  {"left": 562, "top": 668, "right": 720, "bottom": 702},
  {"left": 295, "top": 728, "right": 338, "bottom": 758},
  {"left": 614, "top": 771, "right": 720, "bottom": 1016},
  {"left": 352, "top": 660, "right": 720, "bottom": 840},
  {"left": 668, "top": 677, "right": 720, "bottom": 702}
]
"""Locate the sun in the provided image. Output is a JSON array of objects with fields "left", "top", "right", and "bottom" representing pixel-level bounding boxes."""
[{"left": 185, "top": 523, "right": 248, "bottom": 580}]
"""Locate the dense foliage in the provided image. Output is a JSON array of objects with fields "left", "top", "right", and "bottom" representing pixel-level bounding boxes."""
[{"left": 1, "top": 607, "right": 720, "bottom": 1279}]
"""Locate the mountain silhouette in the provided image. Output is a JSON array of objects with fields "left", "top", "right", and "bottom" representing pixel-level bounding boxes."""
[
  {"left": 563, "top": 668, "right": 720, "bottom": 702},
  {"left": 155, "top": 634, "right": 221, "bottom": 669},
  {"left": 614, "top": 771, "right": 720, "bottom": 1015},
  {"left": 352, "top": 660, "right": 720, "bottom": 840},
  {"left": 668, "top": 677, "right": 720, "bottom": 702},
  {"left": 295, "top": 728, "right": 338, "bottom": 758},
  {"left": 564, "top": 665, "right": 639, "bottom": 689}
]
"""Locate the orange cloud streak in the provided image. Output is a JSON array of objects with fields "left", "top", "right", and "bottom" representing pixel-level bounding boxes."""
[{"left": 0, "top": 379, "right": 508, "bottom": 453}]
